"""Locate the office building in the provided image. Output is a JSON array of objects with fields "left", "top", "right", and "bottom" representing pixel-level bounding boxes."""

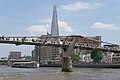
[{"left": 9, "top": 51, "right": 21, "bottom": 59}]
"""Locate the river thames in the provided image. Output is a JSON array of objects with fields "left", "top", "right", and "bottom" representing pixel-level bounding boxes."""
[{"left": 0, "top": 66, "right": 120, "bottom": 80}]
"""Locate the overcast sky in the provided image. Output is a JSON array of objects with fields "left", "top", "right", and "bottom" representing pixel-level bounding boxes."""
[{"left": 0, "top": 0, "right": 120, "bottom": 58}]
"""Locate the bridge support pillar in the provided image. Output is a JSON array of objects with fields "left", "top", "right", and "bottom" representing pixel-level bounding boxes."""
[
  {"left": 61, "top": 37, "right": 76, "bottom": 72},
  {"left": 62, "top": 57, "right": 73, "bottom": 72}
]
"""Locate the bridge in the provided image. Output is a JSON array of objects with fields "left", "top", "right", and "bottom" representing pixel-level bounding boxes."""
[
  {"left": 0, "top": 35, "right": 120, "bottom": 52},
  {"left": 0, "top": 35, "right": 120, "bottom": 72}
]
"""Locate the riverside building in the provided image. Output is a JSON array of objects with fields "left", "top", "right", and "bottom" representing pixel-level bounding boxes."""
[{"left": 8, "top": 51, "right": 21, "bottom": 59}]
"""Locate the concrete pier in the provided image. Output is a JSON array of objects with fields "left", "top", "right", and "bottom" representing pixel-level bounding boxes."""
[
  {"left": 62, "top": 57, "right": 73, "bottom": 72},
  {"left": 61, "top": 37, "right": 76, "bottom": 72}
]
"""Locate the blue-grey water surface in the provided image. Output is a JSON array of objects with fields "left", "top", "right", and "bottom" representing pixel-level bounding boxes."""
[{"left": 0, "top": 66, "right": 120, "bottom": 80}]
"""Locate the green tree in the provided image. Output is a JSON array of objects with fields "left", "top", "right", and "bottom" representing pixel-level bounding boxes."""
[
  {"left": 91, "top": 49, "right": 103, "bottom": 63},
  {"left": 71, "top": 53, "right": 80, "bottom": 62}
]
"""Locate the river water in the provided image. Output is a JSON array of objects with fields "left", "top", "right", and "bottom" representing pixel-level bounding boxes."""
[{"left": 0, "top": 66, "right": 120, "bottom": 80}]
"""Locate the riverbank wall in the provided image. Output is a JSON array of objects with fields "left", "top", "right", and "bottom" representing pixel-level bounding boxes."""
[{"left": 39, "top": 64, "right": 120, "bottom": 68}]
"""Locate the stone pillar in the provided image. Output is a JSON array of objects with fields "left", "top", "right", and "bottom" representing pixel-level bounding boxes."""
[
  {"left": 61, "top": 37, "right": 76, "bottom": 72},
  {"left": 62, "top": 57, "right": 73, "bottom": 72}
]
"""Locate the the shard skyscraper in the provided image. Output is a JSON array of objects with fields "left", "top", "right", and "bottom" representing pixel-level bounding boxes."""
[{"left": 51, "top": 6, "right": 59, "bottom": 36}]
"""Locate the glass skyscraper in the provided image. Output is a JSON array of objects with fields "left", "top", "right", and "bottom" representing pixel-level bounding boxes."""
[{"left": 51, "top": 6, "right": 59, "bottom": 36}]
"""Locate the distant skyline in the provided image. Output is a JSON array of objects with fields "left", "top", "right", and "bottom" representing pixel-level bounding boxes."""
[{"left": 0, "top": 0, "right": 120, "bottom": 57}]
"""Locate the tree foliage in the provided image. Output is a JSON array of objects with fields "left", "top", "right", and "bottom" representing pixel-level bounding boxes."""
[
  {"left": 91, "top": 49, "right": 103, "bottom": 63},
  {"left": 71, "top": 53, "right": 80, "bottom": 62}
]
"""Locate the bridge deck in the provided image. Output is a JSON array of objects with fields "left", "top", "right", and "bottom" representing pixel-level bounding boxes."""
[{"left": 0, "top": 37, "right": 120, "bottom": 53}]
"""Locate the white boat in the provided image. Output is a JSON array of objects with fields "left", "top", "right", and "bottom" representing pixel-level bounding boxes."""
[{"left": 11, "top": 61, "right": 37, "bottom": 68}]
